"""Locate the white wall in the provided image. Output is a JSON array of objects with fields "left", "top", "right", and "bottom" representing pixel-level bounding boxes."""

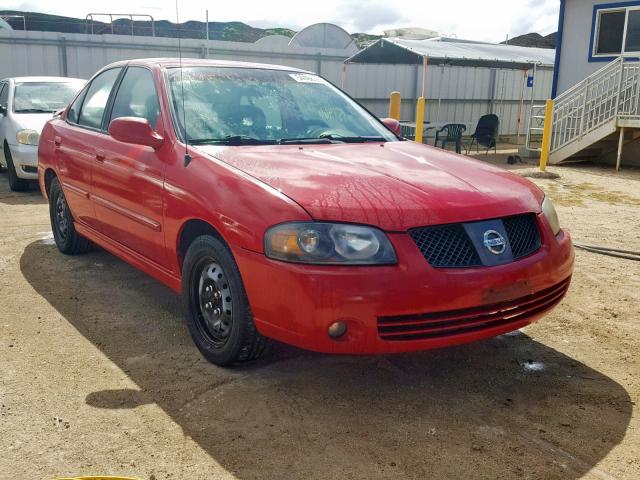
[
  {"left": 0, "top": 30, "right": 553, "bottom": 135},
  {"left": 555, "top": 0, "right": 640, "bottom": 95},
  {"left": 556, "top": 0, "right": 599, "bottom": 94},
  {"left": 0, "top": 30, "right": 352, "bottom": 83}
]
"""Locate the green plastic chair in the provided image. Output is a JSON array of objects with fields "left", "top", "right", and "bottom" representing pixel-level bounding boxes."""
[{"left": 434, "top": 123, "right": 466, "bottom": 154}]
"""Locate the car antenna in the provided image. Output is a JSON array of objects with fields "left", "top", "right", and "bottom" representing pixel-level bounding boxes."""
[{"left": 176, "top": 0, "right": 192, "bottom": 167}]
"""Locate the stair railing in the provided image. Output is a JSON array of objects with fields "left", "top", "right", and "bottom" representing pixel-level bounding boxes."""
[
  {"left": 547, "top": 57, "right": 640, "bottom": 155},
  {"left": 618, "top": 61, "right": 640, "bottom": 119}
]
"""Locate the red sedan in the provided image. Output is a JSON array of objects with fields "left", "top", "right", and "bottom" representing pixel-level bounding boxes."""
[{"left": 38, "top": 59, "right": 574, "bottom": 366}]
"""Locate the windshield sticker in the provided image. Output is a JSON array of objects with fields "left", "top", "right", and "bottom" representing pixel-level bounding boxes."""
[{"left": 289, "top": 73, "right": 326, "bottom": 84}]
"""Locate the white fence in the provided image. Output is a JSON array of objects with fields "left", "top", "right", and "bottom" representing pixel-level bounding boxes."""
[
  {"left": 346, "top": 63, "right": 554, "bottom": 136},
  {"left": 0, "top": 30, "right": 349, "bottom": 90},
  {"left": 0, "top": 30, "right": 554, "bottom": 136}
]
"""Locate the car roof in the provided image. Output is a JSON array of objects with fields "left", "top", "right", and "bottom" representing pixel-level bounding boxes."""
[
  {"left": 3, "top": 76, "right": 85, "bottom": 83},
  {"left": 104, "top": 58, "right": 313, "bottom": 74}
]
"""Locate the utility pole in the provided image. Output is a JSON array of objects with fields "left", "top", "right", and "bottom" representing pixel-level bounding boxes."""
[
  {"left": 206, "top": 10, "right": 209, "bottom": 41},
  {"left": 205, "top": 10, "right": 209, "bottom": 58}
]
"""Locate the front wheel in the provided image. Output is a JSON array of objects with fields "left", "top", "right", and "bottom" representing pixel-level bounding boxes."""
[
  {"left": 48, "top": 177, "right": 91, "bottom": 254},
  {"left": 182, "top": 235, "right": 269, "bottom": 366},
  {"left": 4, "top": 144, "right": 28, "bottom": 191}
]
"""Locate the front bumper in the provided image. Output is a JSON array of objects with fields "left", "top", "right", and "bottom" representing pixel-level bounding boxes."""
[
  {"left": 8, "top": 143, "right": 38, "bottom": 179},
  {"left": 234, "top": 214, "right": 574, "bottom": 354}
]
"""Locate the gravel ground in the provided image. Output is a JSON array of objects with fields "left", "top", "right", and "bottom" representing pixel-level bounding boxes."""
[{"left": 0, "top": 162, "right": 638, "bottom": 480}]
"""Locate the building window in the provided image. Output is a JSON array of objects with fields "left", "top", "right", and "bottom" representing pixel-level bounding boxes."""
[
  {"left": 626, "top": 9, "right": 640, "bottom": 51},
  {"left": 593, "top": 5, "right": 640, "bottom": 57}
]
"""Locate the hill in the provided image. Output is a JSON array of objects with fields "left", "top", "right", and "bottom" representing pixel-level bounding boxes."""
[
  {"left": 502, "top": 32, "right": 557, "bottom": 49},
  {"left": 0, "top": 10, "right": 375, "bottom": 47}
]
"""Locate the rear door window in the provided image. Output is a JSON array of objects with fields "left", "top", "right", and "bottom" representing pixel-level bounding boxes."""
[
  {"left": 77, "top": 68, "right": 122, "bottom": 130},
  {"left": 109, "top": 67, "right": 161, "bottom": 129},
  {"left": 66, "top": 87, "right": 88, "bottom": 124}
]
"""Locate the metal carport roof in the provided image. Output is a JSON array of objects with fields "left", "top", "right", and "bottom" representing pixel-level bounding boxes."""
[{"left": 346, "top": 38, "right": 556, "bottom": 69}]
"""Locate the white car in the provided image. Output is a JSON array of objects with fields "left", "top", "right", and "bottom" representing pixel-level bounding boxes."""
[{"left": 0, "top": 76, "right": 84, "bottom": 191}]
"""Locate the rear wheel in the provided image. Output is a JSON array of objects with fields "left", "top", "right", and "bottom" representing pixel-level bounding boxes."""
[
  {"left": 182, "top": 235, "right": 269, "bottom": 366},
  {"left": 5, "top": 144, "right": 28, "bottom": 191},
  {"left": 48, "top": 177, "right": 91, "bottom": 254}
]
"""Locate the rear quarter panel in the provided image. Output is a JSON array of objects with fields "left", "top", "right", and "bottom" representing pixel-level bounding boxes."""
[{"left": 37, "top": 119, "right": 57, "bottom": 197}]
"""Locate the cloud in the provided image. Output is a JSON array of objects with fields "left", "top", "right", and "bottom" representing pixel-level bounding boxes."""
[
  {"left": 510, "top": 0, "right": 560, "bottom": 36},
  {"left": 2, "top": 0, "right": 561, "bottom": 43},
  {"left": 335, "top": 0, "right": 408, "bottom": 32}
]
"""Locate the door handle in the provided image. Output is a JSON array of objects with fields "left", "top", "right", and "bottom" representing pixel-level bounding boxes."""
[
  {"left": 54, "top": 136, "right": 61, "bottom": 147},
  {"left": 95, "top": 149, "right": 105, "bottom": 162}
]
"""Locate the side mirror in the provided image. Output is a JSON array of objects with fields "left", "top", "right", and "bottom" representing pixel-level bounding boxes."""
[
  {"left": 0, "top": 105, "right": 6, "bottom": 116},
  {"left": 108, "top": 117, "right": 164, "bottom": 150},
  {"left": 381, "top": 117, "right": 401, "bottom": 136}
]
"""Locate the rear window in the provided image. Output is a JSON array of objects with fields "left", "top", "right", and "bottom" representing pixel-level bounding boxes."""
[{"left": 13, "top": 82, "right": 83, "bottom": 114}]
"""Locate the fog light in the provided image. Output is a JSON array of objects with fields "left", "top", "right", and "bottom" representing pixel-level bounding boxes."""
[{"left": 328, "top": 321, "right": 347, "bottom": 338}]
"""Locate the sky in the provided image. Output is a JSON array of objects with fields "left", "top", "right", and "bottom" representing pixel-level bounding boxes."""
[{"left": 5, "top": 0, "right": 560, "bottom": 43}]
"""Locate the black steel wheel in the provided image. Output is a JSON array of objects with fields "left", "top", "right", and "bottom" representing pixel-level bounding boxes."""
[
  {"left": 183, "top": 235, "right": 269, "bottom": 366},
  {"left": 196, "top": 259, "right": 234, "bottom": 348},
  {"left": 4, "top": 144, "right": 28, "bottom": 191},
  {"left": 48, "top": 177, "right": 91, "bottom": 255}
]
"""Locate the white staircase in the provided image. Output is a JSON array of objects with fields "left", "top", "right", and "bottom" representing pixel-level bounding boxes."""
[{"left": 528, "top": 57, "right": 640, "bottom": 167}]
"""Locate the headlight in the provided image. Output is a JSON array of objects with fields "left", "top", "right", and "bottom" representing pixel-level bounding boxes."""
[
  {"left": 265, "top": 222, "right": 397, "bottom": 265},
  {"left": 542, "top": 196, "right": 561, "bottom": 235},
  {"left": 16, "top": 129, "right": 40, "bottom": 146}
]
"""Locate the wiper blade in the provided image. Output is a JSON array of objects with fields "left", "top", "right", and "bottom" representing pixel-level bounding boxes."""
[
  {"left": 319, "top": 134, "right": 387, "bottom": 143},
  {"left": 278, "top": 137, "right": 338, "bottom": 145},
  {"left": 15, "top": 108, "right": 55, "bottom": 113},
  {"left": 189, "top": 135, "right": 277, "bottom": 146},
  {"left": 278, "top": 135, "right": 386, "bottom": 144}
]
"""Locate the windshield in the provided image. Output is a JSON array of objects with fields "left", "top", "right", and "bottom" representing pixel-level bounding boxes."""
[
  {"left": 13, "top": 81, "right": 83, "bottom": 114},
  {"left": 166, "top": 67, "right": 397, "bottom": 144}
]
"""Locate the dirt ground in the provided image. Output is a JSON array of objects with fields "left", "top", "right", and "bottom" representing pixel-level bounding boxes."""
[{"left": 1, "top": 160, "right": 638, "bottom": 480}]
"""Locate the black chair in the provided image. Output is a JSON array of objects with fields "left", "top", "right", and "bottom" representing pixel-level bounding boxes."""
[
  {"left": 434, "top": 123, "right": 466, "bottom": 153},
  {"left": 466, "top": 114, "right": 499, "bottom": 154}
]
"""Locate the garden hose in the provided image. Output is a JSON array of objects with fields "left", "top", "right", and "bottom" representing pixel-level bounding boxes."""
[{"left": 573, "top": 242, "right": 640, "bottom": 261}]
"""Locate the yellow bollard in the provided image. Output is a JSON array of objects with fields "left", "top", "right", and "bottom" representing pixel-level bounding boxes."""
[
  {"left": 539, "top": 99, "right": 554, "bottom": 171},
  {"left": 389, "top": 91, "right": 401, "bottom": 121},
  {"left": 415, "top": 97, "right": 426, "bottom": 143}
]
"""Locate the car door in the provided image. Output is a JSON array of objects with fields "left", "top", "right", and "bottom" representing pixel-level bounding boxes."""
[
  {"left": 91, "top": 66, "right": 168, "bottom": 268},
  {"left": 55, "top": 67, "right": 123, "bottom": 228}
]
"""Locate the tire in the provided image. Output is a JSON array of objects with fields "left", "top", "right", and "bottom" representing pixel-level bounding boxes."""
[
  {"left": 48, "top": 177, "right": 91, "bottom": 255},
  {"left": 182, "top": 235, "right": 270, "bottom": 366},
  {"left": 5, "top": 144, "right": 28, "bottom": 191}
]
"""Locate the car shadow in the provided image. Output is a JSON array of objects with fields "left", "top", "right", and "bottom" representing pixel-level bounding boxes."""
[
  {"left": 0, "top": 173, "right": 45, "bottom": 205},
  {"left": 20, "top": 240, "right": 632, "bottom": 479}
]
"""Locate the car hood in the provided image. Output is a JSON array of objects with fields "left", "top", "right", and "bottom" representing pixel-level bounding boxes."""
[
  {"left": 195, "top": 141, "right": 544, "bottom": 231},
  {"left": 11, "top": 112, "right": 56, "bottom": 133}
]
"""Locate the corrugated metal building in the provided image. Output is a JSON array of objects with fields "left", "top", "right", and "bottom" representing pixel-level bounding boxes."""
[{"left": 345, "top": 38, "right": 555, "bottom": 136}]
